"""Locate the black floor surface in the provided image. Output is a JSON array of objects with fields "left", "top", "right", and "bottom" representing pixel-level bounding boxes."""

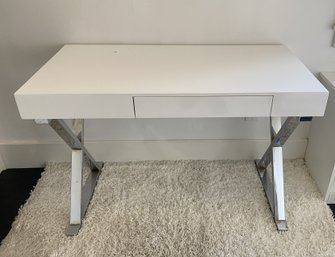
[
  {"left": 0, "top": 168, "right": 43, "bottom": 242},
  {"left": 0, "top": 168, "right": 334, "bottom": 243},
  {"left": 329, "top": 204, "right": 335, "bottom": 217}
]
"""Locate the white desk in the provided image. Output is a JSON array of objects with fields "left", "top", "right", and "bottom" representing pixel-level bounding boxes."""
[{"left": 14, "top": 45, "right": 328, "bottom": 235}]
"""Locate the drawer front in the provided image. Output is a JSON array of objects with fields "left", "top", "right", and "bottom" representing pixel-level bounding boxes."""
[
  {"left": 15, "top": 94, "right": 135, "bottom": 119},
  {"left": 134, "top": 96, "right": 273, "bottom": 118}
]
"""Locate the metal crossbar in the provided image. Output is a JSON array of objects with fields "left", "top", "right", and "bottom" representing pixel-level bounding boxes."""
[{"left": 256, "top": 117, "right": 301, "bottom": 170}]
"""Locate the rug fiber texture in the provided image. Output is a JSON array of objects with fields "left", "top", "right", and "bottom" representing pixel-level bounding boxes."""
[{"left": 0, "top": 159, "right": 335, "bottom": 257}]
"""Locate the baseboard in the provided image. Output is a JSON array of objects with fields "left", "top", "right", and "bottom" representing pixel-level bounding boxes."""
[
  {"left": 0, "top": 153, "right": 6, "bottom": 172},
  {"left": 0, "top": 139, "right": 307, "bottom": 169},
  {"left": 327, "top": 192, "right": 335, "bottom": 204}
]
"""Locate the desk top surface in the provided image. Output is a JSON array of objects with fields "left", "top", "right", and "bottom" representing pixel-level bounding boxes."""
[
  {"left": 15, "top": 44, "right": 327, "bottom": 96},
  {"left": 14, "top": 45, "right": 329, "bottom": 119}
]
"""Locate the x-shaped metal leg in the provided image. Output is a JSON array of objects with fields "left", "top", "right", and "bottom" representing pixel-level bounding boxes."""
[
  {"left": 36, "top": 116, "right": 310, "bottom": 234},
  {"left": 255, "top": 116, "right": 309, "bottom": 231},
  {"left": 37, "top": 119, "right": 103, "bottom": 236}
]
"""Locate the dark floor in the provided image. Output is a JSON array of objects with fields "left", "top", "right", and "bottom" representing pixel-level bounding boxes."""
[
  {"left": 0, "top": 168, "right": 43, "bottom": 242},
  {"left": 0, "top": 168, "right": 334, "bottom": 243},
  {"left": 330, "top": 204, "right": 335, "bottom": 216}
]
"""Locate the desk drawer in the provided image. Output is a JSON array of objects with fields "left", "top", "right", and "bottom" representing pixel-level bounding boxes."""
[{"left": 134, "top": 96, "right": 272, "bottom": 118}]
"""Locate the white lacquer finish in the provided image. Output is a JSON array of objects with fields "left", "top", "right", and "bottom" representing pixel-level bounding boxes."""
[
  {"left": 14, "top": 45, "right": 328, "bottom": 119},
  {"left": 15, "top": 94, "right": 135, "bottom": 119},
  {"left": 134, "top": 96, "right": 273, "bottom": 118}
]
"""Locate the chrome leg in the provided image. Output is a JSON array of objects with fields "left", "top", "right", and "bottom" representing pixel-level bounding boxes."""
[
  {"left": 257, "top": 117, "right": 301, "bottom": 170},
  {"left": 45, "top": 119, "right": 103, "bottom": 236},
  {"left": 70, "top": 149, "right": 83, "bottom": 225},
  {"left": 255, "top": 117, "right": 304, "bottom": 231}
]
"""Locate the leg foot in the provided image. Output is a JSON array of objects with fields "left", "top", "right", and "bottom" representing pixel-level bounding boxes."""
[
  {"left": 65, "top": 224, "right": 81, "bottom": 236},
  {"left": 276, "top": 220, "right": 288, "bottom": 231}
]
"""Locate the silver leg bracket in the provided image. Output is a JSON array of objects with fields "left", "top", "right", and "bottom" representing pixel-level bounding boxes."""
[
  {"left": 255, "top": 116, "right": 305, "bottom": 231},
  {"left": 44, "top": 119, "right": 103, "bottom": 236}
]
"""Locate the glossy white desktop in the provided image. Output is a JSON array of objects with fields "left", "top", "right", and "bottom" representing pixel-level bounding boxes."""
[{"left": 14, "top": 45, "right": 328, "bottom": 235}]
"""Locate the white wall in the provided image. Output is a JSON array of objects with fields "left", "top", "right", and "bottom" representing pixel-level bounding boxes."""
[{"left": 0, "top": 0, "right": 335, "bottom": 167}]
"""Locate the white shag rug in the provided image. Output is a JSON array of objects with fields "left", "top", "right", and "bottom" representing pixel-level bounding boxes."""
[{"left": 0, "top": 159, "right": 335, "bottom": 257}]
